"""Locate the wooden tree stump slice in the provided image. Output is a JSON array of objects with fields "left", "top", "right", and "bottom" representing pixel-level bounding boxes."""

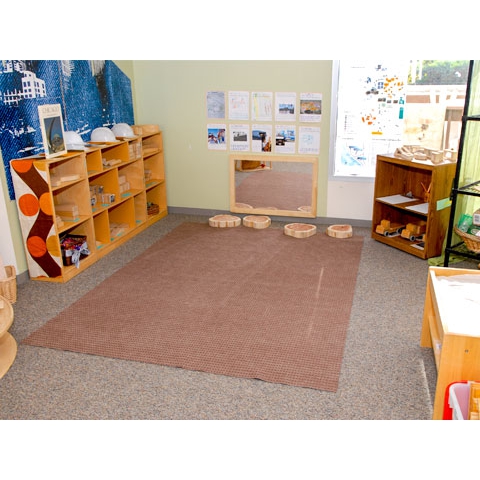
[
  {"left": 235, "top": 203, "right": 253, "bottom": 209},
  {"left": 326, "top": 224, "right": 353, "bottom": 238},
  {"left": 209, "top": 215, "right": 241, "bottom": 228},
  {"left": 243, "top": 215, "right": 271, "bottom": 229},
  {"left": 284, "top": 223, "right": 317, "bottom": 238}
]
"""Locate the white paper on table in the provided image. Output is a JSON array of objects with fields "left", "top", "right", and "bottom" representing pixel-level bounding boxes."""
[
  {"left": 376, "top": 194, "right": 419, "bottom": 204},
  {"left": 405, "top": 203, "right": 429, "bottom": 214}
]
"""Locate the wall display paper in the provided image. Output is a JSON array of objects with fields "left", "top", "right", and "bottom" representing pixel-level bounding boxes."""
[
  {"left": 229, "top": 124, "right": 250, "bottom": 152},
  {"left": 251, "top": 92, "right": 273, "bottom": 121},
  {"left": 0, "top": 60, "right": 134, "bottom": 200},
  {"left": 206, "top": 91, "right": 226, "bottom": 119},
  {"left": 298, "top": 126, "right": 320, "bottom": 155},
  {"left": 251, "top": 125, "right": 272, "bottom": 153},
  {"left": 300, "top": 92, "right": 322, "bottom": 122},
  {"left": 207, "top": 124, "right": 227, "bottom": 150},
  {"left": 228, "top": 91, "right": 249, "bottom": 120},
  {"left": 274, "top": 125, "right": 296, "bottom": 154},
  {"left": 275, "top": 92, "right": 296, "bottom": 122}
]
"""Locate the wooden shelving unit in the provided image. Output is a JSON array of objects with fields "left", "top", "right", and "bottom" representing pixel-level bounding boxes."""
[
  {"left": 10, "top": 129, "right": 167, "bottom": 283},
  {"left": 371, "top": 154, "right": 456, "bottom": 259}
]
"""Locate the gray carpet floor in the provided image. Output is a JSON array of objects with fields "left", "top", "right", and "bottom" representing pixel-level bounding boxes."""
[{"left": 1, "top": 213, "right": 478, "bottom": 420}]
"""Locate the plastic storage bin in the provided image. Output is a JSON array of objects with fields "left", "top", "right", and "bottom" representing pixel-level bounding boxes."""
[{"left": 448, "top": 382, "right": 470, "bottom": 420}]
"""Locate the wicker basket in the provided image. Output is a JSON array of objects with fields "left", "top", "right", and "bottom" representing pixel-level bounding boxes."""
[
  {"left": 0, "top": 265, "right": 17, "bottom": 304},
  {"left": 147, "top": 203, "right": 159, "bottom": 216},
  {"left": 454, "top": 226, "right": 480, "bottom": 254}
]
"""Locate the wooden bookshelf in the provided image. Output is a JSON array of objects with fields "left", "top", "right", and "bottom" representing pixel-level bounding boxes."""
[{"left": 10, "top": 129, "right": 167, "bottom": 282}]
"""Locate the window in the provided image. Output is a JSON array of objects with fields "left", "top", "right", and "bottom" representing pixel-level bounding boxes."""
[{"left": 330, "top": 60, "right": 468, "bottom": 179}]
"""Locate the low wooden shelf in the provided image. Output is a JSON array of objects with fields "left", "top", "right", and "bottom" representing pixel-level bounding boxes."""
[
  {"left": 0, "top": 295, "right": 16, "bottom": 379},
  {"left": 420, "top": 266, "right": 480, "bottom": 419},
  {"left": 372, "top": 155, "right": 456, "bottom": 259},
  {"left": 10, "top": 129, "right": 167, "bottom": 283}
]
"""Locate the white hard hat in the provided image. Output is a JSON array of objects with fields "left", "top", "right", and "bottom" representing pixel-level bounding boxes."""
[
  {"left": 64, "top": 131, "right": 85, "bottom": 150},
  {"left": 91, "top": 127, "right": 117, "bottom": 143},
  {"left": 111, "top": 123, "right": 135, "bottom": 138}
]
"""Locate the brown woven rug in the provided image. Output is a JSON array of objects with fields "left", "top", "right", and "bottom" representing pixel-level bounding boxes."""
[{"left": 23, "top": 222, "right": 364, "bottom": 391}]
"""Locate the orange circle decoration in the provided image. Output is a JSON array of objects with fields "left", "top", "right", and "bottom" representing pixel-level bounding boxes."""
[
  {"left": 11, "top": 159, "right": 33, "bottom": 174},
  {"left": 39, "top": 192, "right": 54, "bottom": 216},
  {"left": 18, "top": 193, "right": 39, "bottom": 217},
  {"left": 46, "top": 235, "right": 61, "bottom": 258},
  {"left": 26, "top": 236, "right": 47, "bottom": 258}
]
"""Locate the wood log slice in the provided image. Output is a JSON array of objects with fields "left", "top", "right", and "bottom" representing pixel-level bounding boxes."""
[
  {"left": 243, "top": 215, "right": 271, "bottom": 229},
  {"left": 209, "top": 215, "right": 241, "bottom": 228},
  {"left": 326, "top": 224, "right": 353, "bottom": 238},
  {"left": 235, "top": 203, "right": 253, "bottom": 209},
  {"left": 284, "top": 223, "right": 317, "bottom": 238}
]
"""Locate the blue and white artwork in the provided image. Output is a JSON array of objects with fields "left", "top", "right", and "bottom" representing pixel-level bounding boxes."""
[{"left": 0, "top": 60, "right": 134, "bottom": 199}]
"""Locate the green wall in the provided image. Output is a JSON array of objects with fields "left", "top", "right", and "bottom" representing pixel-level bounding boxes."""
[{"left": 131, "top": 60, "right": 333, "bottom": 215}]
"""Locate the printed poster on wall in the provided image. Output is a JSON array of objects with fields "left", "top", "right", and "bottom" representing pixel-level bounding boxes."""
[
  {"left": 228, "top": 91, "right": 249, "bottom": 120},
  {"left": 300, "top": 93, "right": 322, "bottom": 122},
  {"left": 251, "top": 124, "right": 272, "bottom": 152},
  {"left": 274, "top": 125, "right": 296, "bottom": 154},
  {"left": 275, "top": 92, "right": 296, "bottom": 122},
  {"left": 251, "top": 92, "right": 273, "bottom": 121},
  {"left": 229, "top": 124, "right": 250, "bottom": 151},
  {"left": 206, "top": 91, "right": 226, "bottom": 119},
  {"left": 298, "top": 126, "right": 320, "bottom": 155},
  {"left": 207, "top": 124, "right": 226, "bottom": 150}
]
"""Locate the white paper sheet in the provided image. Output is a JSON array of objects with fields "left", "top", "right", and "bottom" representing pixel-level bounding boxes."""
[
  {"left": 376, "top": 194, "right": 419, "bottom": 204},
  {"left": 405, "top": 203, "right": 429, "bottom": 214}
]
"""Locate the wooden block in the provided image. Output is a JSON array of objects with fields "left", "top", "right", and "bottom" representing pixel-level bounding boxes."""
[
  {"left": 209, "top": 215, "right": 241, "bottom": 228},
  {"left": 284, "top": 223, "right": 316, "bottom": 238},
  {"left": 326, "top": 224, "right": 353, "bottom": 238},
  {"left": 243, "top": 215, "right": 271, "bottom": 229}
]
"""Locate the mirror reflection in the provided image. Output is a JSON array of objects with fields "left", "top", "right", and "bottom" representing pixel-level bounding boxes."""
[{"left": 230, "top": 154, "right": 318, "bottom": 217}]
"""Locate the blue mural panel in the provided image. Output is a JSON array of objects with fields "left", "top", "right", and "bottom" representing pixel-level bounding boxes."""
[{"left": 0, "top": 60, "right": 134, "bottom": 199}]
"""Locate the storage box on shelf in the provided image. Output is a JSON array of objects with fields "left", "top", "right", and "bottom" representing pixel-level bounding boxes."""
[
  {"left": 371, "top": 154, "right": 456, "bottom": 259},
  {"left": 10, "top": 128, "right": 167, "bottom": 283}
]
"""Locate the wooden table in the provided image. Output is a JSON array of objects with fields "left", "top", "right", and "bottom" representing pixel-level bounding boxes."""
[
  {"left": 420, "top": 267, "right": 480, "bottom": 419},
  {"left": 0, "top": 295, "right": 17, "bottom": 379}
]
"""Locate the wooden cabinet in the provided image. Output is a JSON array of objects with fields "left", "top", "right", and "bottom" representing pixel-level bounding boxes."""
[
  {"left": 10, "top": 129, "right": 167, "bottom": 283},
  {"left": 420, "top": 266, "right": 480, "bottom": 419},
  {"left": 371, "top": 154, "right": 456, "bottom": 259}
]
